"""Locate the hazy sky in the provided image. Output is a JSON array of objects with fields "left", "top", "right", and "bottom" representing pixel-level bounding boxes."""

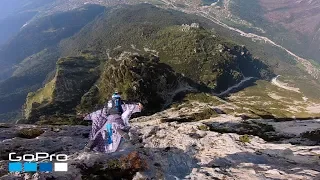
[
  {"left": 0, "top": 0, "right": 53, "bottom": 20},
  {"left": 0, "top": 0, "right": 27, "bottom": 19}
]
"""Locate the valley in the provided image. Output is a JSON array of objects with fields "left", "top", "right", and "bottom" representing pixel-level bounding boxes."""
[
  {"left": 0, "top": 1, "right": 319, "bottom": 179},
  {"left": 0, "top": 1, "right": 319, "bottom": 123},
  {"left": 154, "top": 0, "right": 320, "bottom": 80}
]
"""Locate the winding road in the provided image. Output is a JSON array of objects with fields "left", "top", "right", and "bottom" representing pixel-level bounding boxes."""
[
  {"left": 157, "top": 0, "right": 320, "bottom": 80},
  {"left": 271, "top": 75, "right": 300, "bottom": 93},
  {"left": 216, "top": 77, "right": 255, "bottom": 96}
]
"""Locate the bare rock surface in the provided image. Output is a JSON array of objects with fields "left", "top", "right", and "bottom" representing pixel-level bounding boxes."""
[{"left": 0, "top": 110, "right": 319, "bottom": 180}]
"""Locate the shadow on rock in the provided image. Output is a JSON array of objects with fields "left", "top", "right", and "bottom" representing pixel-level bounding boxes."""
[
  {"left": 74, "top": 146, "right": 199, "bottom": 180},
  {"left": 206, "top": 120, "right": 293, "bottom": 142},
  {"left": 206, "top": 148, "right": 320, "bottom": 179},
  {"left": 1, "top": 146, "right": 199, "bottom": 180}
]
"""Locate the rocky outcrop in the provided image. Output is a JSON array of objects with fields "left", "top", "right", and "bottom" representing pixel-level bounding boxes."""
[
  {"left": 23, "top": 48, "right": 273, "bottom": 123},
  {"left": 134, "top": 119, "right": 320, "bottom": 180},
  {"left": 24, "top": 56, "right": 101, "bottom": 123},
  {"left": 0, "top": 107, "right": 319, "bottom": 179},
  {"left": 78, "top": 54, "right": 204, "bottom": 115}
]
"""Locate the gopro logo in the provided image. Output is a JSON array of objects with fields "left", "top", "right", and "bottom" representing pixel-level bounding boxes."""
[
  {"left": 9, "top": 152, "right": 68, "bottom": 162},
  {"left": 8, "top": 152, "right": 68, "bottom": 172}
]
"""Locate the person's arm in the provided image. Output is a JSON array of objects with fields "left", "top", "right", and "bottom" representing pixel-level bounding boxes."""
[
  {"left": 121, "top": 103, "right": 143, "bottom": 127},
  {"left": 83, "top": 108, "right": 107, "bottom": 121}
]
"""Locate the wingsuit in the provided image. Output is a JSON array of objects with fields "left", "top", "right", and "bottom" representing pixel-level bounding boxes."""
[{"left": 83, "top": 93, "right": 142, "bottom": 153}]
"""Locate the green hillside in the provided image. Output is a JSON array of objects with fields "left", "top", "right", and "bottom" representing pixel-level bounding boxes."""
[
  {"left": 24, "top": 4, "right": 273, "bottom": 123},
  {"left": 61, "top": 4, "right": 273, "bottom": 90},
  {"left": 0, "top": 5, "right": 106, "bottom": 122},
  {"left": 0, "top": 11, "right": 37, "bottom": 46},
  {"left": 24, "top": 56, "right": 101, "bottom": 123},
  {"left": 1, "top": 3, "right": 319, "bottom": 123},
  {"left": 230, "top": 0, "right": 320, "bottom": 64},
  {"left": 0, "top": 4, "right": 106, "bottom": 80}
]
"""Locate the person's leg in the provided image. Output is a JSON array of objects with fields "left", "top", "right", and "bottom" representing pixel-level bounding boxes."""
[
  {"left": 84, "top": 140, "right": 95, "bottom": 152},
  {"left": 104, "top": 123, "right": 126, "bottom": 153},
  {"left": 103, "top": 115, "right": 130, "bottom": 153},
  {"left": 117, "top": 128, "right": 130, "bottom": 141},
  {"left": 84, "top": 135, "right": 100, "bottom": 152},
  {"left": 85, "top": 117, "right": 108, "bottom": 152}
]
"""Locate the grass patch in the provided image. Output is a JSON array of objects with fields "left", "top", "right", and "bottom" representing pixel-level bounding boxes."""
[
  {"left": 107, "top": 159, "right": 122, "bottom": 169},
  {"left": 228, "top": 80, "right": 320, "bottom": 118},
  {"left": 239, "top": 134, "right": 251, "bottom": 143},
  {"left": 184, "top": 93, "right": 222, "bottom": 105},
  {"left": 25, "top": 79, "right": 55, "bottom": 118},
  {"left": 178, "top": 103, "right": 194, "bottom": 110},
  {"left": 198, "top": 124, "right": 210, "bottom": 131},
  {"left": 308, "top": 59, "right": 320, "bottom": 69},
  {"left": 16, "top": 128, "right": 45, "bottom": 139},
  {"left": 190, "top": 108, "right": 219, "bottom": 121},
  {"left": 170, "top": 102, "right": 181, "bottom": 109}
]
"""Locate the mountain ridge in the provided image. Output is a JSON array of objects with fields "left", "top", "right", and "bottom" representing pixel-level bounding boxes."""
[
  {"left": 0, "top": 4, "right": 106, "bottom": 122},
  {"left": 22, "top": 4, "right": 273, "bottom": 122},
  {"left": 0, "top": 3, "right": 319, "bottom": 179},
  {"left": 0, "top": 2, "right": 319, "bottom": 122}
]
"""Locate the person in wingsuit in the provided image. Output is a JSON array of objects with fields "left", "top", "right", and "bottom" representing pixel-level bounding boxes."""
[{"left": 83, "top": 92, "right": 143, "bottom": 153}]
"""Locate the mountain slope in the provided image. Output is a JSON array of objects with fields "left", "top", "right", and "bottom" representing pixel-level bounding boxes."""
[
  {"left": 60, "top": 4, "right": 273, "bottom": 88},
  {"left": 0, "top": 5, "right": 106, "bottom": 122},
  {"left": 259, "top": 0, "right": 320, "bottom": 62},
  {"left": 23, "top": 4, "right": 273, "bottom": 123},
  {"left": 0, "top": 0, "right": 52, "bottom": 20},
  {"left": 228, "top": 0, "right": 320, "bottom": 64},
  {"left": 0, "top": 12, "right": 37, "bottom": 46},
  {"left": 24, "top": 56, "right": 101, "bottom": 123},
  {"left": 151, "top": 26, "right": 272, "bottom": 92},
  {"left": 0, "top": 4, "right": 106, "bottom": 78},
  {"left": 145, "top": 0, "right": 320, "bottom": 99},
  {"left": 1, "top": 2, "right": 320, "bottom": 122}
]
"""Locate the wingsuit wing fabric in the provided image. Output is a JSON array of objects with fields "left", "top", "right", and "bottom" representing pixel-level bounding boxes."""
[
  {"left": 122, "top": 103, "right": 142, "bottom": 127},
  {"left": 84, "top": 103, "right": 141, "bottom": 153}
]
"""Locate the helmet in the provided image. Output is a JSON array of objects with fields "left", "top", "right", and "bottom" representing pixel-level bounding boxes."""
[
  {"left": 112, "top": 91, "right": 121, "bottom": 99},
  {"left": 106, "top": 91, "right": 123, "bottom": 115}
]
